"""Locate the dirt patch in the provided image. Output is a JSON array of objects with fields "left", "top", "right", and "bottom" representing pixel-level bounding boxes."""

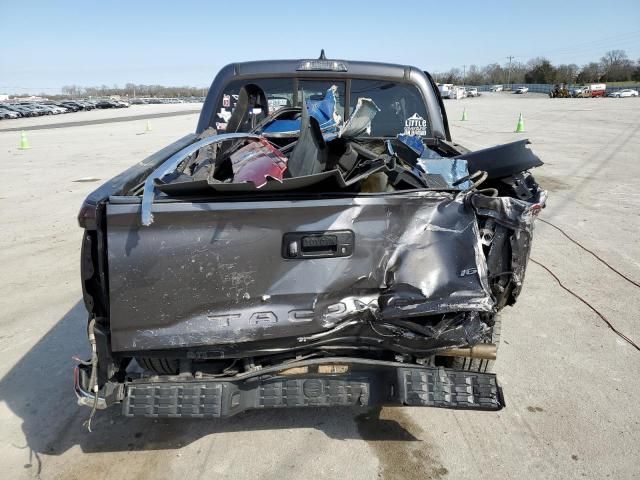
[
  {"left": 72, "top": 177, "right": 101, "bottom": 183},
  {"left": 533, "top": 174, "right": 571, "bottom": 192},
  {"left": 527, "top": 406, "right": 544, "bottom": 412},
  {"left": 356, "top": 407, "right": 448, "bottom": 480}
]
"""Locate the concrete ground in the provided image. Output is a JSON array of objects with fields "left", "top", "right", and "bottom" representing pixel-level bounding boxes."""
[{"left": 0, "top": 94, "right": 638, "bottom": 480}]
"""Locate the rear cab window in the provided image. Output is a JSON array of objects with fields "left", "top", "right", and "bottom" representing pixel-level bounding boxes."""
[
  {"left": 214, "top": 77, "right": 430, "bottom": 138},
  {"left": 214, "top": 78, "right": 295, "bottom": 131},
  {"left": 349, "top": 79, "right": 430, "bottom": 137}
]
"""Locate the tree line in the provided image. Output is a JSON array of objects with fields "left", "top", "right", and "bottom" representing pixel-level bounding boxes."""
[
  {"left": 60, "top": 83, "right": 206, "bottom": 98},
  {"left": 437, "top": 50, "right": 640, "bottom": 85},
  {"left": 54, "top": 49, "right": 639, "bottom": 98}
]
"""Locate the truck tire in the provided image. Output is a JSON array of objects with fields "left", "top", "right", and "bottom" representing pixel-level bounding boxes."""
[
  {"left": 451, "top": 314, "right": 502, "bottom": 373},
  {"left": 136, "top": 357, "right": 180, "bottom": 375}
]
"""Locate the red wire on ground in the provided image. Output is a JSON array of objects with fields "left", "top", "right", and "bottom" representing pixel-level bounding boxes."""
[
  {"left": 530, "top": 258, "right": 640, "bottom": 353},
  {"left": 539, "top": 218, "right": 640, "bottom": 289}
]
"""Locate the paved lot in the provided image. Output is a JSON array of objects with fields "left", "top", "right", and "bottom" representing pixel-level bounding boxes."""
[{"left": 0, "top": 95, "right": 638, "bottom": 480}]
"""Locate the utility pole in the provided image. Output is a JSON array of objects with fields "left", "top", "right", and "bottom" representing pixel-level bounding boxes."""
[
  {"left": 462, "top": 65, "right": 466, "bottom": 86},
  {"left": 506, "top": 55, "right": 514, "bottom": 88}
]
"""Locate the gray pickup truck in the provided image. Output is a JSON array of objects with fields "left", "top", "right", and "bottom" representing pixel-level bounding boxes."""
[{"left": 75, "top": 54, "right": 546, "bottom": 421}]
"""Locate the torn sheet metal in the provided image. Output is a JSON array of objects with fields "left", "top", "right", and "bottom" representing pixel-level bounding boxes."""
[
  {"left": 390, "top": 134, "right": 470, "bottom": 189},
  {"left": 396, "top": 134, "right": 426, "bottom": 156},
  {"left": 418, "top": 158, "right": 471, "bottom": 190},
  {"left": 455, "top": 139, "right": 543, "bottom": 179},
  {"left": 230, "top": 137, "right": 288, "bottom": 187},
  {"left": 106, "top": 192, "right": 494, "bottom": 352},
  {"left": 140, "top": 133, "right": 259, "bottom": 226},
  {"left": 471, "top": 186, "right": 547, "bottom": 302},
  {"left": 339, "top": 98, "right": 380, "bottom": 138},
  {"left": 286, "top": 99, "right": 328, "bottom": 177},
  {"left": 307, "top": 84, "right": 342, "bottom": 129}
]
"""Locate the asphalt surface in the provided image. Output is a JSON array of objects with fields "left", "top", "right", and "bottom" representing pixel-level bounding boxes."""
[{"left": 0, "top": 94, "right": 638, "bottom": 480}]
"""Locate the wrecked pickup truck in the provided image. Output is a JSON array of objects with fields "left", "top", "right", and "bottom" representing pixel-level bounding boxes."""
[{"left": 76, "top": 55, "right": 546, "bottom": 421}]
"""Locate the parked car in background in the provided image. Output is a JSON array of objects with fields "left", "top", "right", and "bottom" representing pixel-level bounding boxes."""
[
  {"left": 95, "top": 100, "right": 119, "bottom": 109},
  {"left": 77, "top": 100, "right": 96, "bottom": 110},
  {"left": 59, "top": 101, "right": 82, "bottom": 111},
  {"left": 37, "top": 104, "right": 57, "bottom": 114},
  {"left": 570, "top": 86, "right": 586, "bottom": 97},
  {"left": 490, "top": 85, "right": 503, "bottom": 92},
  {"left": 3, "top": 104, "right": 34, "bottom": 117},
  {"left": 465, "top": 87, "right": 479, "bottom": 97},
  {"left": 0, "top": 107, "right": 21, "bottom": 119},
  {"left": 44, "top": 104, "right": 69, "bottom": 114},
  {"left": 608, "top": 89, "right": 639, "bottom": 98},
  {"left": 95, "top": 99, "right": 130, "bottom": 108},
  {"left": 514, "top": 86, "right": 529, "bottom": 94},
  {"left": 20, "top": 104, "right": 49, "bottom": 115},
  {"left": 0, "top": 105, "right": 23, "bottom": 117},
  {"left": 43, "top": 101, "right": 70, "bottom": 112}
]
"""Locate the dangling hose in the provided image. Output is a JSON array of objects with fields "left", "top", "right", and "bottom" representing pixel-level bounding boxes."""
[{"left": 453, "top": 170, "right": 488, "bottom": 192}]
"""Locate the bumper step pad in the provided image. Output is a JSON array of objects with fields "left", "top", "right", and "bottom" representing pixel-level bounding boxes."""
[{"left": 122, "top": 366, "right": 503, "bottom": 418}]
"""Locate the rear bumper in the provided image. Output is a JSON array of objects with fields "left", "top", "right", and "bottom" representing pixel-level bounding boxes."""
[{"left": 77, "top": 358, "right": 504, "bottom": 418}]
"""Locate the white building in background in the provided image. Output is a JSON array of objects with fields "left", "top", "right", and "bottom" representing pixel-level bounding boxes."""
[{"left": 0, "top": 94, "right": 9, "bottom": 101}]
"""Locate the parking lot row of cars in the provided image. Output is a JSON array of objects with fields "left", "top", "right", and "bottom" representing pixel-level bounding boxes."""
[
  {"left": 129, "top": 97, "right": 205, "bottom": 104},
  {"left": 0, "top": 99, "right": 130, "bottom": 120},
  {"left": 0, "top": 96, "right": 206, "bottom": 120}
]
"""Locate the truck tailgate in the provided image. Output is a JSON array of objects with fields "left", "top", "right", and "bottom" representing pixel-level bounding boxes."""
[{"left": 106, "top": 193, "right": 492, "bottom": 352}]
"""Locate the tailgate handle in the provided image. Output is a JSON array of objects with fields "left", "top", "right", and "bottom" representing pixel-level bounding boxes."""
[
  {"left": 301, "top": 235, "right": 337, "bottom": 254},
  {"left": 283, "top": 230, "right": 354, "bottom": 259}
]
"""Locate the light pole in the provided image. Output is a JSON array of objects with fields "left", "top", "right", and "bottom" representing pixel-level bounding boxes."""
[{"left": 507, "top": 55, "right": 514, "bottom": 88}]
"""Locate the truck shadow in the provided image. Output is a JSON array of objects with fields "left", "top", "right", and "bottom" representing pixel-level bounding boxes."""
[{"left": 0, "top": 301, "right": 418, "bottom": 458}]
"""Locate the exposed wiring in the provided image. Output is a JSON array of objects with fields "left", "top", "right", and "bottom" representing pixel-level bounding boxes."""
[
  {"left": 368, "top": 320, "right": 400, "bottom": 338},
  {"left": 539, "top": 218, "right": 640, "bottom": 289},
  {"left": 83, "top": 318, "right": 99, "bottom": 432},
  {"left": 530, "top": 258, "right": 640, "bottom": 353}
]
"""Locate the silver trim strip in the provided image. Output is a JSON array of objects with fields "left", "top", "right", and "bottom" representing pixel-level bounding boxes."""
[{"left": 141, "top": 133, "right": 260, "bottom": 226}]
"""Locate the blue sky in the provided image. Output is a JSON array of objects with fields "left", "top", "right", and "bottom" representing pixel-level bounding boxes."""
[{"left": 1, "top": 0, "right": 639, "bottom": 94}]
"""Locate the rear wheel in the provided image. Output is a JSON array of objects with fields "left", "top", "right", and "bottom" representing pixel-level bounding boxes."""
[
  {"left": 450, "top": 314, "right": 502, "bottom": 373},
  {"left": 136, "top": 357, "right": 179, "bottom": 375}
]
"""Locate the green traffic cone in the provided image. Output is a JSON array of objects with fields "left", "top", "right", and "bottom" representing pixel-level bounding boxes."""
[
  {"left": 515, "top": 113, "right": 525, "bottom": 133},
  {"left": 145, "top": 121, "right": 151, "bottom": 132},
  {"left": 19, "top": 131, "right": 30, "bottom": 150},
  {"left": 461, "top": 108, "right": 468, "bottom": 121}
]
